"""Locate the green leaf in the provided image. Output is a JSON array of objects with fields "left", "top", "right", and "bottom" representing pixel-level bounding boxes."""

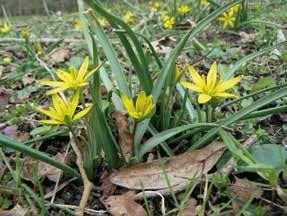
[
  {"left": 250, "top": 144, "right": 287, "bottom": 170},
  {"left": 85, "top": 12, "right": 131, "bottom": 97},
  {"left": 139, "top": 123, "right": 219, "bottom": 160},
  {"left": 252, "top": 76, "right": 276, "bottom": 92},
  {"left": 0, "top": 134, "right": 80, "bottom": 177},
  {"left": 190, "top": 87, "right": 287, "bottom": 150}
]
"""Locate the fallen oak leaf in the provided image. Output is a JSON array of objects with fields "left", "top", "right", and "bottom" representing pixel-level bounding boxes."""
[
  {"left": 110, "top": 141, "right": 226, "bottom": 191},
  {"left": 104, "top": 191, "right": 147, "bottom": 216},
  {"left": 229, "top": 177, "right": 262, "bottom": 213},
  {"left": 178, "top": 198, "right": 197, "bottom": 216}
]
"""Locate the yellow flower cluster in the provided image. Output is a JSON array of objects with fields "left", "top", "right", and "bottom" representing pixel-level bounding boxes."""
[
  {"left": 0, "top": 22, "right": 10, "bottom": 34},
  {"left": 123, "top": 11, "right": 135, "bottom": 25},
  {"left": 177, "top": 5, "right": 191, "bottom": 15},
  {"left": 20, "top": 28, "right": 30, "bottom": 39},
  {"left": 162, "top": 15, "right": 175, "bottom": 29},
  {"left": 74, "top": 19, "right": 83, "bottom": 30},
  {"left": 218, "top": 4, "right": 240, "bottom": 28},
  {"left": 121, "top": 91, "right": 155, "bottom": 121},
  {"left": 36, "top": 57, "right": 102, "bottom": 126},
  {"left": 181, "top": 62, "right": 241, "bottom": 104},
  {"left": 151, "top": 2, "right": 161, "bottom": 12}
]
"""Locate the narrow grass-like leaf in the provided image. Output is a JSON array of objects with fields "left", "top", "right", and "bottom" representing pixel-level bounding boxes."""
[
  {"left": 139, "top": 123, "right": 219, "bottom": 159},
  {"left": 242, "top": 105, "right": 287, "bottom": 120},
  {"left": 0, "top": 134, "right": 80, "bottom": 177},
  {"left": 85, "top": 12, "right": 131, "bottom": 97},
  {"left": 189, "top": 87, "right": 287, "bottom": 150},
  {"left": 224, "top": 41, "right": 287, "bottom": 80}
]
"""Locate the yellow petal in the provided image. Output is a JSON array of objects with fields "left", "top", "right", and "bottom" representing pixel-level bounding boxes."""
[
  {"left": 129, "top": 111, "right": 141, "bottom": 119},
  {"left": 215, "top": 76, "right": 241, "bottom": 93},
  {"left": 35, "top": 106, "right": 57, "bottom": 119},
  {"left": 69, "top": 91, "right": 80, "bottom": 117},
  {"left": 52, "top": 94, "right": 66, "bottom": 114},
  {"left": 56, "top": 70, "right": 73, "bottom": 82},
  {"left": 136, "top": 91, "right": 146, "bottom": 114},
  {"left": 39, "top": 119, "right": 64, "bottom": 125},
  {"left": 77, "top": 57, "right": 89, "bottom": 81},
  {"left": 84, "top": 61, "right": 105, "bottom": 80},
  {"left": 214, "top": 92, "right": 237, "bottom": 98},
  {"left": 73, "top": 105, "right": 93, "bottom": 121},
  {"left": 207, "top": 62, "right": 217, "bottom": 90},
  {"left": 198, "top": 94, "right": 212, "bottom": 104},
  {"left": 46, "top": 86, "right": 70, "bottom": 95},
  {"left": 181, "top": 81, "right": 203, "bottom": 93},
  {"left": 39, "top": 80, "right": 64, "bottom": 87},
  {"left": 143, "top": 104, "right": 155, "bottom": 118},
  {"left": 121, "top": 94, "right": 136, "bottom": 114},
  {"left": 69, "top": 66, "right": 77, "bottom": 79},
  {"left": 186, "top": 64, "right": 205, "bottom": 88}
]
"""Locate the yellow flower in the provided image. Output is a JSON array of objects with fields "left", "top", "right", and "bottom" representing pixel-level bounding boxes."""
[
  {"left": 200, "top": 0, "right": 208, "bottom": 7},
  {"left": 3, "top": 57, "right": 11, "bottom": 65},
  {"left": 0, "top": 22, "right": 10, "bottom": 33},
  {"left": 218, "top": 12, "right": 236, "bottom": 28},
  {"left": 121, "top": 91, "right": 155, "bottom": 121},
  {"left": 20, "top": 28, "right": 30, "bottom": 39},
  {"left": 99, "top": 18, "right": 107, "bottom": 27},
  {"left": 230, "top": 4, "right": 240, "bottom": 15},
  {"left": 151, "top": 2, "right": 161, "bottom": 12},
  {"left": 177, "top": 5, "right": 191, "bottom": 15},
  {"left": 74, "top": 19, "right": 83, "bottom": 30},
  {"left": 35, "top": 92, "right": 92, "bottom": 125},
  {"left": 162, "top": 15, "right": 175, "bottom": 29},
  {"left": 181, "top": 62, "right": 241, "bottom": 104},
  {"left": 123, "top": 11, "right": 134, "bottom": 25},
  {"left": 40, "top": 57, "right": 102, "bottom": 95}
]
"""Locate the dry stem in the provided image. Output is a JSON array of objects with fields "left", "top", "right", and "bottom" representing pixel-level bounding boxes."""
[{"left": 69, "top": 132, "right": 93, "bottom": 216}]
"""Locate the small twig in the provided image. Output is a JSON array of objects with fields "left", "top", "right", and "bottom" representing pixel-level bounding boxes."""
[
  {"left": 69, "top": 132, "right": 94, "bottom": 216},
  {"left": 44, "top": 177, "right": 77, "bottom": 200},
  {"left": 46, "top": 203, "right": 107, "bottom": 215}
]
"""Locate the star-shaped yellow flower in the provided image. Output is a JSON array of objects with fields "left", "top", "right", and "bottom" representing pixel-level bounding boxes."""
[
  {"left": 40, "top": 57, "right": 102, "bottom": 95},
  {"left": 162, "top": 15, "right": 175, "bottom": 29},
  {"left": 0, "top": 22, "right": 10, "bottom": 34},
  {"left": 181, "top": 62, "right": 241, "bottom": 104},
  {"left": 123, "top": 11, "right": 134, "bottom": 25},
  {"left": 35, "top": 92, "right": 92, "bottom": 125},
  {"left": 74, "top": 19, "right": 83, "bottom": 30},
  {"left": 121, "top": 91, "right": 155, "bottom": 121},
  {"left": 151, "top": 2, "right": 161, "bottom": 12},
  {"left": 218, "top": 12, "right": 236, "bottom": 28},
  {"left": 177, "top": 5, "right": 191, "bottom": 15}
]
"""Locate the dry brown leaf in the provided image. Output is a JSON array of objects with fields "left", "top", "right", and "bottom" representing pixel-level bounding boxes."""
[
  {"left": 112, "top": 110, "right": 134, "bottom": 162},
  {"left": 229, "top": 177, "right": 262, "bottom": 213},
  {"left": 179, "top": 198, "right": 197, "bottom": 216},
  {"left": 0, "top": 204, "right": 28, "bottom": 216},
  {"left": 101, "top": 170, "right": 117, "bottom": 198},
  {"left": 104, "top": 191, "right": 147, "bottom": 216},
  {"left": 22, "top": 73, "right": 35, "bottom": 86},
  {"left": 151, "top": 36, "right": 177, "bottom": 55},
  {"left": 239, "top": 31, "right": 257, "bottom": 43},
  {"left": 110, "top": 141, "right": 225, "bottom": 190},
  {"left": 23, "top": 153, "right": 69, "bottom": 182},
  {"left": 47, "top": 48, "right": 71, "bottom": 64},
  {"left": 0, "top": 88, "right": 10, "bottom": 110}
]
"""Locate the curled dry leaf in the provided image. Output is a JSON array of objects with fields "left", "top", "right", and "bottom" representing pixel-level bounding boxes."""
[
  {"left": 0, "top": 204, "right": 28, "bottom": 216},
  {"left": 47, "top": 48, "right": 71, "bottom": 64},
  {"left": 104, "top": 191, "right": 147, "bottom": 216},
  {"left": 110, "top": 141, "right": 226, "bottom": 190},
  {"left": 229, "top": 177, "right": 263, "bottom": 213},
  {"left": 112, "top": 110, "right": 134, "bottom": 162},
  {"left": 23, "top": 152, "right": 69, "bottom": 182}
]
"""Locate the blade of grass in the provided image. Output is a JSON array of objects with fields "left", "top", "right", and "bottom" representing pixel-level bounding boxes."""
[
  {"left": 189, "top": 87, "right": 287, "bottom": 150},
  {"left": 0, "top": 134, "right": 80, "bottom": 177}
]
